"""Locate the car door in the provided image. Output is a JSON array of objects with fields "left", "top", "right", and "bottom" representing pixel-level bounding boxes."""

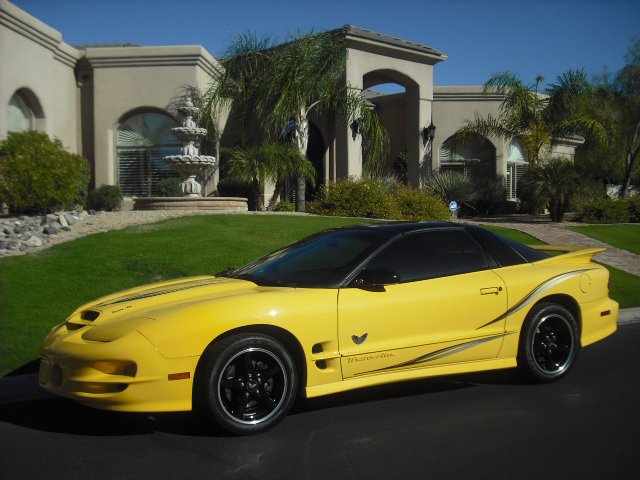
[{"left": 337, "top": 228, "right": 508, "bottom": 378}]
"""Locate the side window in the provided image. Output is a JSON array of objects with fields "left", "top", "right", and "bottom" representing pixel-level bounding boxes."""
[{"left": 365, "top": 230, "right": 489, "bottom": 283}]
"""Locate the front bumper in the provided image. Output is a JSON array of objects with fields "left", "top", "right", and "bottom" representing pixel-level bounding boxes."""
[{"left": 39, "top": 324, "right": 198, "bottom": 412}]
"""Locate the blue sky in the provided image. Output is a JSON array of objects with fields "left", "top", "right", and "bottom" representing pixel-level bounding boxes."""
[{"left": 12, "top": 0, "right": 639, "bottom": 89}]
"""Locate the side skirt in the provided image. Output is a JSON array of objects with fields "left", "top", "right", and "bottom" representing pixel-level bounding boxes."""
[{"left": 305, "top": 357, "right": 516, "bottom": 398}]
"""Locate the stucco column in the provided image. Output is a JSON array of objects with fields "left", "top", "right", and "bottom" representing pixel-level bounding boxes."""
[
  {"left": 406, "top": 87, "right": 432, "bottom": 187},
  {"left": 339, "top": 55, "right": 364, "bottom": 179}
]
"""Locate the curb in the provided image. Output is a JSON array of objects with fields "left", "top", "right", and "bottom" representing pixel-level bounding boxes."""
[{"left": 618, "top": 307, "right": 640, "bottom": 325}]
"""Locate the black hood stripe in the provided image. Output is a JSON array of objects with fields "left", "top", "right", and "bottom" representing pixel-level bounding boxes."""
[{"left": 96, "top": 279, "right": 220, "bottom": 306}]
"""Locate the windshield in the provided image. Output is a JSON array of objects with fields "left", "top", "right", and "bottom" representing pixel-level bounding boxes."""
[{"left": 226, "top": 228, "right": 392, "bottom": 287}]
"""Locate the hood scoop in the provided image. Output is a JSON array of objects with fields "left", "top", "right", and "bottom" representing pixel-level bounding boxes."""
[
  {"left": 81, "top": 310, "right": 101, "bottom": 321},
  {"left": 65, "top": 309, "right": 101, "bottom": 331}
]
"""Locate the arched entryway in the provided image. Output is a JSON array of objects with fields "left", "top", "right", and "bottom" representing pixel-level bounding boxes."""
[
  {"left": 439, "top": 133, "right": 496, "bottom": 183},
  {"left": 116, "top": 110, "right": 180, "bottom": 196},
  {"left": 362, "top": 70, "right": 417, "bottom": 181}
]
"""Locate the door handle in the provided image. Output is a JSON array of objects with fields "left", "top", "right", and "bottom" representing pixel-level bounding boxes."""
[{"left": 480, "top": 286, "right": 502, "bottom": 295}]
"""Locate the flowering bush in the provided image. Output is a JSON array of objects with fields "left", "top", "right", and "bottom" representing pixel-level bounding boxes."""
[
  {"left": 393, "top": 185, "right": 450, "bottom": 221},
  {"left": 308, "top": 178, "right": 449, "bottom": 221},
  {"left": 308, "top": 178, "right": 399, "bottom": 219}
]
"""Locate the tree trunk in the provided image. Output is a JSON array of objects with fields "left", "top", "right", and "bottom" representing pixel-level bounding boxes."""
[
  {"left": 294, "top": 107, "right": 310, "bottom": 212},
  {"left": 252, "top": 178, "right": 262, "bottom": 211},
  {"left": 620, "top": 121, "right": 639, "bottom": 197},
  {"left": 268, "top": 180, "right": 285, "bottom": 210},
  {"left": 295, "top": 178, "right": 305, "bottom": 212}
]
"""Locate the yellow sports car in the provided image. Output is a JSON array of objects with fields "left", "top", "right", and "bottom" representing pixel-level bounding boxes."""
[{"left": 39, "top": 222, "right": 618, "bottom": 434}]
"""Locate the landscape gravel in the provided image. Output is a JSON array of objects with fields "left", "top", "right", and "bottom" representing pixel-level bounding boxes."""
[{"left": 0, "top": 209, "right": 255, "bottom": 257}]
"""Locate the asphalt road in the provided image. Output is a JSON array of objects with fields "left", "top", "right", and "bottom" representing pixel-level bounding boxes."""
[{"left": 2, "top": 324, "right": 639, "bottom": 480}]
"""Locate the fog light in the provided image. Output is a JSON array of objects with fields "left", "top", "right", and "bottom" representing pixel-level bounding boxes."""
[
  {"left": 82, "top": 383, "right": 127, "bottom": 394},
  {"left": 92, "top": 361, "right": 137, "bottom": 377}
]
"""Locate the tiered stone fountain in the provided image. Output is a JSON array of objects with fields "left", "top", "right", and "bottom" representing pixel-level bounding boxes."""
[
  {"left": 134, "top": 96, "right": 247, "bottom": 211},
  {"left": 164, "top": 96, "right": 216, "bottom": 197}
]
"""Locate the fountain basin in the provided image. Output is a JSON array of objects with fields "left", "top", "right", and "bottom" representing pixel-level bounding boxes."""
[{"left": 134, "top": 196, "right": 248, "bottom": 211}]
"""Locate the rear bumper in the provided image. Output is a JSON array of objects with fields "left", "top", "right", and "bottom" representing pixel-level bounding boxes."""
[{"left": 580, "top": 297, "right": 619, "bottom": 347}]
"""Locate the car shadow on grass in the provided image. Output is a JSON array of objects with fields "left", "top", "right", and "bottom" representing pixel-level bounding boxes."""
[{"left": 0, "top": 358, "right": 523, "bottom": 437}]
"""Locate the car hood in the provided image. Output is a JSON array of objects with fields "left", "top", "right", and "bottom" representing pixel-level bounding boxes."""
[{"left": 66, "top": 275, "right": 258, "bottom": 332}]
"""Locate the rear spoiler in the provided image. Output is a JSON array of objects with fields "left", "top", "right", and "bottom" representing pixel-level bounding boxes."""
[{"left": 528, "top": 245, "right": 606, "bottom": 264}]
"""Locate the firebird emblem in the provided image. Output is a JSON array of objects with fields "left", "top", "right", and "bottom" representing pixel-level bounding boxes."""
[{"left": 352, "top": 333, "right": 368, "bottom": 345}]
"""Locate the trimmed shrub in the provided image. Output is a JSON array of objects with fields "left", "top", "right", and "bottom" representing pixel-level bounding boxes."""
[
  {"left": 393, "top": 186, "right": 450, "bottom": 221},
  {"left": 308, "top": 178, "right": 450, "bottom": 221},
  {"left": 0, "top": 131, "right": 90, "bottom": 214},
  {"left": 308, "top": 178, "right": 399, "bottom": 219},
  {"left": 88, "top": 185, "right": 123, "bottom": 212},
  {"left": 157, "top": 177, "right": 182, "bottom": 197},
  {"left": 577, "top": 198, "right": 631, "bottom": 223},
  {"left": 626, "top": 196, "right": 640, "bottom": 223},
  {"left": 274, "top": 200, "right": 295, "bottom": 212}
]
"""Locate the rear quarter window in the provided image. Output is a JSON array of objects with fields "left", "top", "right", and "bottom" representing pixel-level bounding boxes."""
[{"left": 364, "top": 229, "right": 490, "bottom": 283}]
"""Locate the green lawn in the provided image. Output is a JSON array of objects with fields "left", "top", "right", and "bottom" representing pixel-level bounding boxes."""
[
  {"left": 0, "top": 216, "right": 637, "bottom": 376},
  {"left": 0, "top": 215, "right": 365, "bottom": 376},
  {"left": 480, "top": 225, "right": 545, "bottom": 246},
  {"left": 569, "top": 225, "right": 640, "bottom": 255}
]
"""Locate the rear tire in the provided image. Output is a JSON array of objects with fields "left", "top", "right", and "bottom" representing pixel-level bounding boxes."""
[
  {"left": 194, "top": 333, "right": 298, "bottom": 435},
  {"left": 517, "top": 303, "right": 579, "bottom": 383}
]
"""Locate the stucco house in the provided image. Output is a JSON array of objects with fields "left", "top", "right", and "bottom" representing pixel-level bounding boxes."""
[{"left": 0, "top": 0, "right": 581, "bottom": 207}]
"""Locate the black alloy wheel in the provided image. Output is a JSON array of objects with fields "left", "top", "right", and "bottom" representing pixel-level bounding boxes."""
[
  {"left": 195, "top": 333, "right": 298, "bottom": 435},
  {"left": 518, "top": 303, "right": 579, "bottom": 383}
]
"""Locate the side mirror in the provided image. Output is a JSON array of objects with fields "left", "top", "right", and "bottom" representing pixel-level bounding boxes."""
[{"left": 352, "top": 268, "right": 400, "bottom": 288}]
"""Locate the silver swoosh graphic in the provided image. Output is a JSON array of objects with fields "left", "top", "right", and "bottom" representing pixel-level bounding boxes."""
[
  {"left": 477, "top": 269, "right": 594, "bottom": 330},
  {"left": 354, "top": 332, "right": 512, "bottom": 377}
]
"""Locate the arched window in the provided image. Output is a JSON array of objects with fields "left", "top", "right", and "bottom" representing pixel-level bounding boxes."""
[
  {"left": 506, "top": 139, "right": 528, "bottom": 201},
  {"left": 116, "top": 111, "right": 180, "bottom": 197},
  {"left": 439, "top": 134, "right": 496, "bottom": 183},
  {"left": 7, "top": 91, "right": 35, "bottom": 133}
]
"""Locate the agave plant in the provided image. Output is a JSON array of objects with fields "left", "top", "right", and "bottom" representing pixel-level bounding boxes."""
[{"left": 426, "top": 170, "right": 479, "bottom": 205}]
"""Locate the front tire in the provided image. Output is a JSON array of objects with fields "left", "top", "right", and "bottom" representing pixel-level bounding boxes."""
[
  {"left": 518, "top": 303, "right": 579, "bottom": 383},
  {"left": 194, "top": 333, "right": 298, "bottom": 435}
]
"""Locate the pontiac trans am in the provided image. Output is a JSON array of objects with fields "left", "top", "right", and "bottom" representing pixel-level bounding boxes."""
[{"left": 39, "top": 222, "right": 618, "bottom": 434}]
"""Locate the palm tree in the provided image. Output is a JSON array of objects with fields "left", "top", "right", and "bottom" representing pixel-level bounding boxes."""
[
  {"left": 224, "top": 143, "right": 316, "bottom": 210},
  {"left": 519, "top": 157, "right": 588, "bottom": 222},
  {"left": 201, "top": 29, "right": 388, "bottom": 211},
  {"left": 453, "top": 70, "right": 607, "bottom": 167},
  {"left": 200, "top": 32, "right": 275, "bottom": 148},
  {"left": 260, "top": 143, "right": 316, "bottom": 210},
  {"left": 223, "top": 145, "right": 270, "bottom": 210}
]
